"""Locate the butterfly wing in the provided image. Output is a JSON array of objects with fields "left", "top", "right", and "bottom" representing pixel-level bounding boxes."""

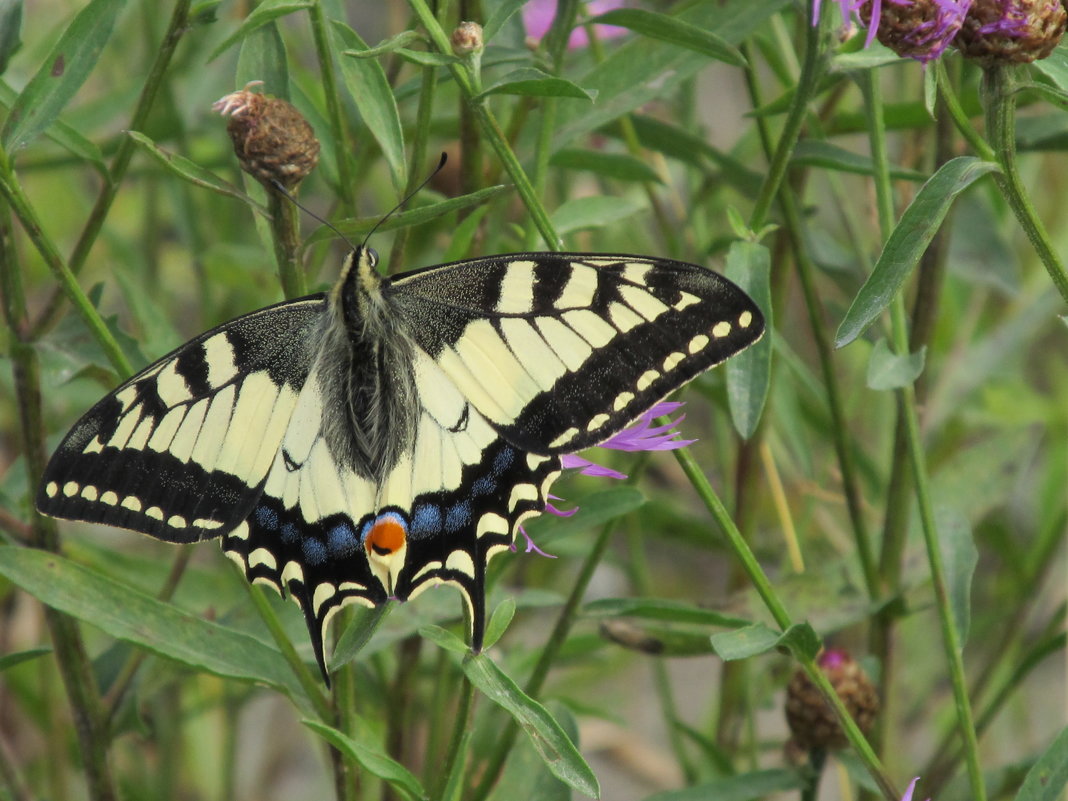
[
  {"left": 37, "top": 296, "right": 328, "bottom": 543},
  {"left": 388, "top": 253, "right": 764, "bottom": 453}
]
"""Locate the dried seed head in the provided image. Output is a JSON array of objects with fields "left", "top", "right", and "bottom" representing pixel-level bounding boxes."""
[
  {"left": 858, "top": 0, "right": 972, "bottom": 63},
  {"left": 451, "top": 21, "right": 484, "bottom": 55},
  {"left": 954, "top": 0, "right": 1067, "bottom": 63},
  {"left": 213, "top": 83, "right": 320, "bottom": 190},
  {"left": 785, "top": 649, "right": 880, "bottom": 752}
]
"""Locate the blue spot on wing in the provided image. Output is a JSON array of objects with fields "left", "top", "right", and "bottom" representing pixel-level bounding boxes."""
[
  {"left": 471, "top": 475, "right": 495, "bottom": 496},
  {"left": 327, "top": 522, "right": 359, "bottom": 557},
  {"left": 302, "top": 538, "right": 327, "bottom": 566},
  {"left": 280, "top": 523, "right": 299, "bottom": 544},
  {"left": 410, "top": 503, "right": 443, "bottom": 538},
  {"left": 445, "top": 501, "right": 471, "bottom": 533},
  {"left": 493, "top": 447, "right": 515, "bottom": 475},
  {"left": 255, "top": 505, "right": 279, "bottom": 530}
]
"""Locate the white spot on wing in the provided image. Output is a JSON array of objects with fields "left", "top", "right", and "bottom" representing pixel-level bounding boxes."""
[
  {"left": 445, "top": 550, "right": 476, "bottom": 578},
  {"left": 619, "top": 285, "right": 669, "bottom": 322},
  {"left": 562, "top": 309, "right": 615, "bottom": 347},
  {"left": 121, "top": 496, "right": 142, "bottom": 512},
  {"left": 498, "top": 317, "right": 567, "bottom": 390},
  {"left": 534, "top": 317, "right": 592, "bottom": 370},
  {"left": 637, "top": 370, "right": 658, "bottom": 391},
  {"left": 688, "top": 334, "right": 709, "bottom": 354},
  {"left": 496, "top": 262, "right": 537, "bottom": 313},
  {"left": 204, "top": 334, "right": 239, "bottom": 388},
  {"left": 556, "top": 265, "right": 598, "bottom": 308},
  {"left": 249, "top": 548, "right": 277, "bottom": 569},
  {"left": 586, "top": 413, "right": 610, "bottom": 431},
  {"left": 608, "top": 302, "right": 644, "bottom": 333},
  {"left": 46, "top": 482, "right": 58, "bottom": 498},
  {"left": 63, "top": 481, "right": 78, "bottom": 497},
  {"left": 613, "top": 391, "right": 634, "bottom": 411},
  {"left": 712, "top": 321, "right": 732, "bottom": 338},
  {"left": 476, "top": 513, "right": 509, "bottom": 538},
  {"left": 81, "top": 486, "right": 98, "bottom": 501},
  {"left": 313, "top": 582, "right": 337, "bottom": 613},
  {"left": 101, "top": 491, "right": 118, "bottom": 506},
  {"left": 663, "top": 352, "right": 685, "bottom": 371},
  {"left": 738, "top": 310, "right": 753, "bottom": 328},
  {"left": 155, "top": 361, "right": 193, "bottom": 408},
  {"left": 550, "top": 427, "right": 579, "bottom": 448},
  {"left": 674, "top": 291, "right": 701, "bottom": 311}
]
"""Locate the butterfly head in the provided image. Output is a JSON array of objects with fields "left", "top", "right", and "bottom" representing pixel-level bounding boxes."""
[{"left": 362, "top": 511, "right": 409, "bottom": 595}]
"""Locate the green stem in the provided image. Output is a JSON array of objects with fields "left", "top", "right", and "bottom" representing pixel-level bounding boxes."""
[
  {"left": 244, "top": 582, "right": 333, "bottom": 721},
  {"left": 748, "top": 2, "right": 823, "bottom": 232},
  {"left": 267, "top": 188, "right": 307, "bottom": 299},
  {"left": 389, "top": 62, "right": 437, "bottom": 272},
  {"left": 670, "top": 444, "right": 898, "bottom": 800},
  {"left": 936, "top": 61, "right": 995, "bottom": 161},
  {"left": 437, "top": 672, "right": 474, "bottom": 801},
  {"left": 309, "top": 0, "right": 357, "bottom": 216},
  {"left": 863, "top": 65, "right": 987, "bottom": 801},
  {"left": 984, "top": 65, "right": 1068, "bottom": 304},
  {"left": 0, "top": 155, "right": 133, "bottom": 378},
  {"left": 407, "top": 0, "right": 562, "bottom": 250},
  {"left": 30, "top": 0, "right": 194, "bottom": 340}
]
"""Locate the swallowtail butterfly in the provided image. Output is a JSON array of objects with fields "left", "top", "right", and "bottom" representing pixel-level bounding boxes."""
[{"left": 37, "top": 247, "right": 764, "bottom": 680}]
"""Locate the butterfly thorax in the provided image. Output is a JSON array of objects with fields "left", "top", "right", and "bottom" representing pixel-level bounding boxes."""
[{"left": 319, "top": 247, "right": 418, "bottom": 480}]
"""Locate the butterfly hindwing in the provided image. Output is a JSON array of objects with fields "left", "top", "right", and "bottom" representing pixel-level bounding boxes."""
[
  {"left": 37, "top": 297, "right": 327, "bottom": 543},
  {"left": 389, "top": 253, "right": 764, "bottom": 454}
]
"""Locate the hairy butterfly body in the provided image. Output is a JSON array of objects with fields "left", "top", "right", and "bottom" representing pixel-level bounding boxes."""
[{"left": 38, "top": 248, "right": 764, "bottom": 680}]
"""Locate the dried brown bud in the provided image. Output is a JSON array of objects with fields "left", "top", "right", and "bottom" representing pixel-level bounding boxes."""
[
  {"left": 858, "top": 0, "right": 970, "bottom": 63},
  {"left": 785, "top": 649, "right": 879, "bottom": 752},
  {"left": 214, "top": 83, "right": 320, "bottom": 189},
  {"left": 451, "top": 21, "right": 484, "bottom": 55},
  {"left": 954, "top": 0, "right": 1067, "bottom": 64}
]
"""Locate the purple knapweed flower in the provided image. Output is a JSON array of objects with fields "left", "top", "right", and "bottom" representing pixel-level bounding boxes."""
[
  {"left": 516, "top": 402, "right": 694, "bottom": 557},
  {"left": 816, "top": 0, "right": 972, "bottom": 63},
  {"left": 954, "top": 0, "right": 1067, "bottom": 62},
  {"left": 523, "top": 0, "right": 630, "bottom": 48}
]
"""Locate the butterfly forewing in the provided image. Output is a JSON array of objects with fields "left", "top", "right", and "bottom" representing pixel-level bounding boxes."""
[
  {"left": 389, "top": 253, "right": 763, "bottom": 454},
  {"left": 38, "top": 298, "right": 327, "bottom": 543}
]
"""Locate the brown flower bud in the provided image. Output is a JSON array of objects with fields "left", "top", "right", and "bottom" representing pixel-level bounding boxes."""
[
  {"left": 785, "top": 649, "right": 879, "bottom": 752},
  {"left": 213, "top": 83, "right": 320, "bottom": 190},
  {"left": 451, "top": 21, "right": 484, "bottom": 55},
  {"left": 954, "top": 0, "right": 1067, "bottom": 64}
]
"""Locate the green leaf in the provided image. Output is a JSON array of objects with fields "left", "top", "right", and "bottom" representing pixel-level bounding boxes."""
[
  {"left": 309, "top": 184, "right": 508, "bottom": 244},
  {"left": 865, "top": 338, "right": 926, "bottom": 390},
  {"left": 830, "top": 39, "right": 902, "bottom": 71},
  {"left": 209, "top": 0, "right": 312, "bottom": 61},
  {"left": 419, "top": 624, "right": 468, "bottom": 654},
  {"left": 1033, "top": 43, "right": 1068, "bottom": 93},
  {"left": 710, "top": 622, "right": 819, "bottom": 661},
  {"left": 645, "top": 769, "right": 805, "bottom": 801},
  {"left": 333, "top": 20, "right": 407, "bottom": 191},
  {"left": 463, "top": 653, "right": 600, "bottom": 798},
  {"left": 478, "top": 68, "right": 597, "bottom": 101},
  {"left": 0, "top": 547, "right": 309, "bottom": 704},
  {"left": 0, "top": 80, "right": 104, "bottom": 172},
  {"left": 127, "top": 131, "right": 267, "bottom": 214},
  {"left": 725, "top": 241, "right": 771, "bottom": 438},
  {"left": 329, "top": 604, "right": 391, "bottom": 671},
  {"left": 629, "top": 115, "right": 763, "bottom": 197},
  {"left": 549, "top": 149, "right": 662, "bottom": 183},
  {"left": 235, "top": 19, "right": 290, "bottom": 99},
  {"left": 302, "top": 719, "right": 428, "bottom": 801},
  {"left": 600, "top": 620, "right": 719, "bottom": 657},
  {"left": 936, "top": 505, "right": 977, "bottom": 646},
  {"left": 0, "top": 647, "right": 51, "bottom": 672},
  {"left": 342, "top": 28, "right": 421, "bottom": 58},
  {"left": 0, "top": 0, "right": 23, "bottom": 76},
  {"left": 590, "top": 9, "right": 746, "bottom": 66},
  {"left": 441, "top": 204, "right": 491, "bottom": 262},
  {"left": 1, "top": 0, "right": 125, "bottom": 152},
  {"left": 791, "top": 140, "right": 926, "bottom": 181},
  {"left": 835, "top": 157, "right": 1000, "bottom": 348},
  {"left": 484, "top": 598, "right": 516, "bottom": 649},
  {"left": 521, "top": 486, "right": 645, "bottom": 544},
  {"left": 584, "top": 598, "right": 751, "bottom": 629},
  {"left": 1016, "top": 725, "right": 1068, "bottom": 801},
  {"left": 550, "top": 195, "right": 646, "bottom": 236},
  {"left": 393, "top": 48, "right": 460, "bottom": 67},
  {"left": 484, "top": 0, "right": 528, "bottom": 42}
]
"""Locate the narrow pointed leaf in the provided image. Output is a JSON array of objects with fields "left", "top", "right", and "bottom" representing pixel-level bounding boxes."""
[
  {"left": 1016, "top": 725, "right": 1068, "bottom": 801},
  {"left": 308, "top": 184, "right": 508, "bottom": 244},
  {"left": 836, "top": 157, "right": 999, "bottom": 348},
  {"left": 583, "top": 597, "right": 751, "bottom": 628},
  {"left": 550, "top": 149, "right": 662, "bottom": 183},
  {"left": 725, "top": 241, "right": 771, "bottom": 438},
  {"left": 2, "top": 0, "right": 125, "bottom": 152},
  {"left": 0, "top": 547, "right": 308, "bottom": 702},
  {"left": 710, "top": 622, "right": 819, "bottom": 661},
  {"left": 0, "top": 647, "right": 51, "bottom": 672},
  {"left": 332, "top": 21, "right": 407, "bottom": 190},
  {"left": 478, "top": 68, "right": 597, "bottom": 101},
  {"left": 208, "top": 0, "right": 312, "bottom": 61},
  {"left": 936, "top": 505, "right": 977, "bottom": 645},
  {"left": 463, "top": 653, "right": 600, "bottom": 798},
  {"left": 0, "top": 0, "right": 23, "bottom": 76},
  {"left": 303, "top": 720, "right": 428, "bottom": 800},
  {"left": 128, "top": 131, "right": 266, "bottom": 213},
  {"left": 550, "top": 195, "right": 645, "bottom": 235},
  {"left": 590, "top": 9, "right": 746, "bottom": 66}
]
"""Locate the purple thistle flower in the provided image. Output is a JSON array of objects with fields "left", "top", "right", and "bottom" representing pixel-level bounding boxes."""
[
  {"left": 815, "top": 0, "right": 972, "bottom": 63},
  {"left": 520, "top": 402, "right": 695, "bottom": 557}
]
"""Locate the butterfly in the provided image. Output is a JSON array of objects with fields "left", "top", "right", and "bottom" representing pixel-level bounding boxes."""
[{"left": 37, "top": 246, "right": 764, "bottom": 681}]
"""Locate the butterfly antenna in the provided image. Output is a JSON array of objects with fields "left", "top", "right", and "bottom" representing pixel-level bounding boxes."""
[
  {"left": 359, "top": 152, "right": 449, "bottom": 251},
  {"left": 269, "top": 179, "right": 357, "bottom": 251}
]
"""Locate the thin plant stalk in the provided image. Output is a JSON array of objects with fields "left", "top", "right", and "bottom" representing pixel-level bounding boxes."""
[{"left": 862, "top": 69, "right": 987, "bottom": 801}]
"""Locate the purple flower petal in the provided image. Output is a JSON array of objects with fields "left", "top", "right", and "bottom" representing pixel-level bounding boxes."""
[
  {"left": 522, "top": 0, "right": 630, "bottom": 48},
  {"left": 561, "top": 454, "right": 628, "bottom": 480},
  {"left": 512, "top": 524, "right": 558, "bottom": 558}
]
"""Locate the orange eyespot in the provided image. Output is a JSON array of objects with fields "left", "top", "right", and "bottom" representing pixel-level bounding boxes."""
[{"left": 365, "top": 517, "right": 406, "bottom": 557}]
